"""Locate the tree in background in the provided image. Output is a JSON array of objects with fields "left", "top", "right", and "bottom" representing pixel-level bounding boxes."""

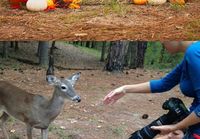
[
  {"left": 10, "top": 41, "right": 19, "bottom": 52},
  {"left": 105, "top": 41, "right": 129, "bottom": 72},
  {"left": 108, "top": 41, "right": 147, "bottom": 71},
  {"left": 0, "top": 41, "right": 20, "bottom": 59},
  {"left": 2, "top": 42, "right": 9, "bottom": 59},
  {"left": 145, "top": 42, "right": 183, "bottom": 69},
  {"left": 100, "top": 42, "right": 107, "bottom": 62},
  {"left": 38, "top": 41, "right": 49, "bottom": 67},
  {"left": 136, "top": 41, "right": 147, "bottom": 68},
  {"left": 75, "top": 41, "right": 148, "bottom": 72},
  {"left": 125, "top": 41, "right": 138, "bottom": 69},
  {"left": 0, "top": 41, "right": 184, "bottom": 71},
  {"left": 46, "top": 45, "right": 55, "bottom": 77},
  {"left": 46, "top": 41, "right": 59, "bottom": 75}
]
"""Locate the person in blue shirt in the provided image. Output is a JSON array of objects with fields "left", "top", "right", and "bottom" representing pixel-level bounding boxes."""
[{"left": 103, "top": 41, "right": 200, "bottom": 139}]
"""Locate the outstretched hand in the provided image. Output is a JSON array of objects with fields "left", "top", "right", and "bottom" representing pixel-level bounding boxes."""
[{"left": 103, "top": 86, "right": 126, "bottom": 105}]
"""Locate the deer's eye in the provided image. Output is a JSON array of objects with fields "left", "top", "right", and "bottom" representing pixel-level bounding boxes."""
[{"left": 61, "top": 85, "right": 67, "bottom": 90}]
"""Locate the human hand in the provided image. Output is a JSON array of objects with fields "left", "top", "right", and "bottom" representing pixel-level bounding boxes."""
[
  {"left": 103, "top": 86, "right": 126, "bottom": 105},
  {"left": 151, "top": 125, "right": 177, "bottom": 135}
]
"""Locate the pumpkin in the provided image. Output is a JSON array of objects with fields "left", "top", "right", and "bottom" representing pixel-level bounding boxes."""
[
  {"left": 169, "top": 0, "right": 185, "bottom": 5},
  {"left": 133, "top": 0, "right": 147, "bottom": 5},
  {"left": 26, "top": 0, "right": 48, "bottom": 11},
  {"left": 148, "top": 0, "right": 166, "bottom": 5}
]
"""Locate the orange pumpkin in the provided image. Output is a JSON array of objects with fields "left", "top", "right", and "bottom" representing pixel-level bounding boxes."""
[
  {"left": 169, "top": 0, "right": 185, "bottom": 5},
  {"left": 133, "top": 0, "right": 147, "bottom": 5}
]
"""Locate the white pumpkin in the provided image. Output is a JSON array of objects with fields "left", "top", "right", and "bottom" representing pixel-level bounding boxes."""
[
  {"left": 26, "top": 0, "right": 48, "bottom": 11},
  {"left": 148, "top": 0, "right": 167, "bottom": 5}
]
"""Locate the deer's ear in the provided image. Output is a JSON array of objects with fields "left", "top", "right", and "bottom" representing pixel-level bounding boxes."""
[
  {"left": 67, "top": 72, "right": 81, "bottom": 87},
  {"left": 46, "top": 75, "right": 61, "bottom": 86}
]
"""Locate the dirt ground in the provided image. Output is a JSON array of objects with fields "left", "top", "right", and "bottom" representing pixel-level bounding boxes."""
[
  {"left": 0, "top": 0, "right": 200, "bottom": 41},
  {"left": 0, "top": 45, "right": 194, "bottom": 139}
]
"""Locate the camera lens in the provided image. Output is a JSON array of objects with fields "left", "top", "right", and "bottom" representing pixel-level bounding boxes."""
[
  {"left": 129, "top": 114, "right": 170, "bottom": 139},
  {"left": 129, "top": 98, "right": 189, "bottom": 139}
]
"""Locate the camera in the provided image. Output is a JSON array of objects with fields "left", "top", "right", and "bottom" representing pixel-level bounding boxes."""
[{"left": 129, "top": 97, "right": 190, "bottom": 139}]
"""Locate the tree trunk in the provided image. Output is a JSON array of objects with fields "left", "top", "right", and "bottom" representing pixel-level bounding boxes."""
[
  {"left": 80, "top": 41, "right": 83, "bottom": 46},
  {"left": 136, "top": 41, "right": 147, "bottom": 68},
  {"left": 38, "top": 41, "right": 49, "bottom": 67},
  {"left": 14, "top": 41, "right": 19, "bottom": 52},
  {"left": 10, "top": 41, "right": 14, "bottom": 48},
  {"left": 52, "top": 41, "right": 56, "bottom": 49},
  {"left": 91, "top": 41, "right": 95, "bottom": 48},
  {"left": 100, "top": 42, "right": 106, "bottom": 62},
  {"left": 159, "top": 46, "right": 165, "bottom": 63},
  {"left": 129, "top": 41, "right": 138, "bottom": 69},
  {"left": 2, "top": 42, "right": 9, "bottom": 59},
  {"left": 72, "top": 41, "right": 78, "bottom": 45},
  {"left": 46, "top": 42, "right": 56, "bottom": 77},
  {"left": 85, "top": 41, "right": 90, "bottom": 47},
  {"left": 105, "top": 41, "right": 129, "bottom": 72},
  {"left": 10, "top": 41, "right": 18, "bottom": 51},
  {"left": 124, "top": 42, "right": 132, "bottom": 67},
  {"left": 46, "top": 51, "right": 54, "bottom": 76},
  {"left": 37, "top": 42, "right": 41, "bottom": 57}
]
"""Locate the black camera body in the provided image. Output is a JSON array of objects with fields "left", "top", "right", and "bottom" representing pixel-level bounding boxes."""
[{"left": 129, "top": 97, "right": 190, "bottom": 139}]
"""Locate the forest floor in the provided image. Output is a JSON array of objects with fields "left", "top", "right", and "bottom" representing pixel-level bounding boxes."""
[
  {"left": 0, "top": 44, "right": 193, "bottom": 139},
  {"left": 0, "top": 0, "right": 200, "bottom": 40}
]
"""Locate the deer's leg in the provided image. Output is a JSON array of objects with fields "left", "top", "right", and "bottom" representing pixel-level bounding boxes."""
[
  {"left": 26, "top": 124, "right": 33, "bottom": 139},
  {"left": 0, "top": 112, "right": 9, "bottom": 139},
  {"left": 41, "top": 128, "right": 48, "bottom": 139}
]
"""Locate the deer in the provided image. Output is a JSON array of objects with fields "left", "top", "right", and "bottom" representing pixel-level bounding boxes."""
[{"left": 0, "top": 49, "right": 81, "bottom": 139}]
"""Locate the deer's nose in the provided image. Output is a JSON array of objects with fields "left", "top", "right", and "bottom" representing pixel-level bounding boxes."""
[
  {"left": 72, "top": 96, "right": 81, "bottom": 103},
  {"left": 76, "top": 96, "right": 81, "bottom": 103},
  {"left": 77, "top": 98, "right": 81, "bottom": 102}
]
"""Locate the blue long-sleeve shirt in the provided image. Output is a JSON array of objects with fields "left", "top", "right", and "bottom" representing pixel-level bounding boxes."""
[{"left": 150, "top": 41, "right": 200, "bottom": 135}]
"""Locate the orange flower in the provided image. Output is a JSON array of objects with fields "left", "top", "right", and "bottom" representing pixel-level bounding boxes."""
[
  {"left": 68, "top": 0, "right": 81, "bottom": 9},
  {"left": 46, "top": 0, "right": 57, "bottom": 9},
  {"left": 69, "top": 3, "right": 80, "bottom": 9}
]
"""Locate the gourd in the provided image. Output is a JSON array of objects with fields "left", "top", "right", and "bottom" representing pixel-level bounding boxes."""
[
  {"left": 169, "top": 0, "right": 185, "bottom": 5},
  {"left": 133, "top": 0, "right": 147, "bottom": 5},
  {"left": 26, "top": 0, "right": 48, "bottom": 11},
  {"left": 148, "top": 0, "right": 167, "bottom": 5}
]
